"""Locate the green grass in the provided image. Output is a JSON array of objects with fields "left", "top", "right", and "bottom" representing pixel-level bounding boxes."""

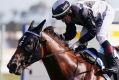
[{"left": 2, "top": 73, "right": 20, "bottom": 80}]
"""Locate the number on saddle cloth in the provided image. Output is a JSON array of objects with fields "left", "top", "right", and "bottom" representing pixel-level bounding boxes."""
[{"left": 81, "top": 48, "right": 105, "bottom": 70}]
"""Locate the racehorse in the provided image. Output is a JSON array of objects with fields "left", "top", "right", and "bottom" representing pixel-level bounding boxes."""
[{"left": 7, "top": 19, "right": 109, "bottom": 80}]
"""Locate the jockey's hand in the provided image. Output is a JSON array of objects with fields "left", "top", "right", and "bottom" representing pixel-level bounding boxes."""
[
  {"left": 70, "top": 41, "right": 88, "bottom": 52},
  {"left": 55, "top": 33, "right": 65, "bottom": 40},
  {"left": 59, "top": 34, "right": 65, "bottom": 40},
  {"left": 75, "top": 42, "right": 87, "bottom": 52}
]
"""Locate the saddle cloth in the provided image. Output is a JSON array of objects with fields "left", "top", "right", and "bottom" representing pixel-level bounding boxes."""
[
  {"left": 77, "top": 48, "right": 111, "bottom": 80},
  {"left": 80, "top": 48, "right": 105, "bottom": 69}
]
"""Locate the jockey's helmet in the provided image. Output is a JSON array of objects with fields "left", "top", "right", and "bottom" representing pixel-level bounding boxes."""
[{"left": 52, "top": 0, "right": 71, "bottom": 20}]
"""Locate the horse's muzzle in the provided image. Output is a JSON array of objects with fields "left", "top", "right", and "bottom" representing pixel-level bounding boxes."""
[{"left": 7, "top": 63, "right": 21, "bottom": 75}]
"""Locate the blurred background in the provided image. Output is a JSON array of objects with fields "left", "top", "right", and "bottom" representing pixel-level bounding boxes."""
[{"left": 0, "top": 0, "right": 119, "bottom": 80}]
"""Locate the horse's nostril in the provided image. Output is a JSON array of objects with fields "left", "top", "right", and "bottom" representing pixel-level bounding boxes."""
[{"left": 9, "top": 64, "right": 17, "bottom": 73}]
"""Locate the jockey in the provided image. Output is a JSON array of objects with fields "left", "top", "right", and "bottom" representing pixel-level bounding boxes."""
[{"left": 52, "top": 0, "right": 118, "bottom": 73}]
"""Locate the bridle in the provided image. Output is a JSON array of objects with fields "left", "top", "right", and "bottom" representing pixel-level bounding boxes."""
[
  {"left": 26, "top": 31, "right": 41, "bottom": 38},
  {"left": 17, "top": 31, "right": 43, "bottom": 65}
]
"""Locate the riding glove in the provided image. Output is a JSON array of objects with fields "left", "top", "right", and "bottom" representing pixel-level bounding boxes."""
[{"left": 70, "top": 41, "right": 88, "bottom": 52}]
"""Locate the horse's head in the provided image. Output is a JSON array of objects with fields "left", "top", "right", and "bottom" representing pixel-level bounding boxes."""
[{"left": 7, "top": 19, "right": 46, "bottom": 75}]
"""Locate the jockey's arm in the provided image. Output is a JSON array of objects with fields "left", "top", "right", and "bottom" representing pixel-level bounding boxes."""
[
  {"left": 62, "top": 23, "right": 77, "bottom": 41},
  {"left": 79, "top": 8, "right": 96, "bottom": 44}
]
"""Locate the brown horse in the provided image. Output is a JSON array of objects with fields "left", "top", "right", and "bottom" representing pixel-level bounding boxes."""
[{"left": 7, "top": 19, "right": 106, "bottom": 80}]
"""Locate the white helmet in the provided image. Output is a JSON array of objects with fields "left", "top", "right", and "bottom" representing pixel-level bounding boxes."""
[{"left": 52, "top": 0, "right": 71, "bottom": 19}]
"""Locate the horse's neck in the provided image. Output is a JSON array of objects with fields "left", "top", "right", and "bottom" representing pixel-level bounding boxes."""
[
  {"left": 41, "top": 32, "right": 104, "bottom": 80},
  {"left": 42, "top": 32, "right": 65, "bottom": 53},
  {"left": 41, "top": 32, "right": 78, "bottom": 80}
]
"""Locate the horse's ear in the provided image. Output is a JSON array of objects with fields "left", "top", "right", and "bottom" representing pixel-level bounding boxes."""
[
  {"left": 35, "top": 19, "right": 46, "bottom": 33},
  {"left": 28, "top": 20, "right": 35, "bottom": 31}
]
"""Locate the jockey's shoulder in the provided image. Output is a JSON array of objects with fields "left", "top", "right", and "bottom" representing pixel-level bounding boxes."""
[{"left": 73, "top": 0, "right": 108, "bottom": 9}]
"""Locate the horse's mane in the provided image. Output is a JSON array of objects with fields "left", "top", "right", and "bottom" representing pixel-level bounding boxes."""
[{"left": 43, "top": 26, "right": 69, "bottom": 47}]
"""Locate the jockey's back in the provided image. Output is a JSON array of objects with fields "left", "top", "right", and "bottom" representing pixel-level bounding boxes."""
[{"left": 74, "top": 0, "right": 114, "bottom": 19}]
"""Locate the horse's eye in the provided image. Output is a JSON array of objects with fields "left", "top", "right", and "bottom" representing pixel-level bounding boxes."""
[
  {"left": 27, "top": 39, "right": 33, "bottom": 44},
  {"left": 25, "top": 45, "right": 33, "bottom": 53},
  {"left": 27, "top": 44, "right": 31, "bottom": 48},
  {"left": 26, "top": 41, "right": 34, "bottom": 51}
]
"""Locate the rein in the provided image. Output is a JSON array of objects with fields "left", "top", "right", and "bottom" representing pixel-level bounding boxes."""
[{"left": 42, "top": 49, "right": 71, "bottom": 59}]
